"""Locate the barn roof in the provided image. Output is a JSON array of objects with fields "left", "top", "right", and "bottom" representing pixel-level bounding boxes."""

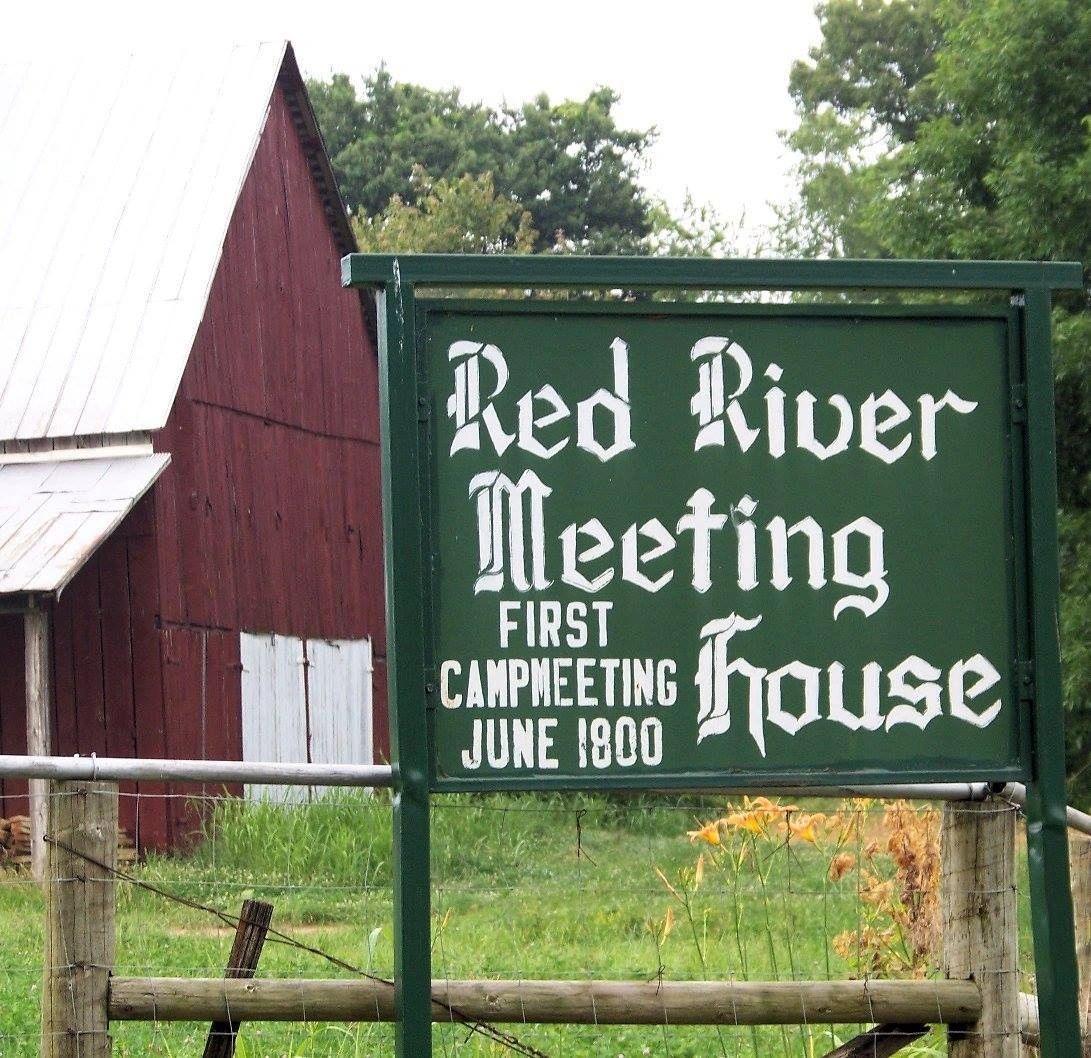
[
  {"left": 0, "top": 41, "right": 354, "bottom": 443},
  {"left": 0, "top": 454, "right": 170, "bottom": 597}
]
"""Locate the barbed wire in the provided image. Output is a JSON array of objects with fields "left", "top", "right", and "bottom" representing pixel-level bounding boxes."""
[{"left": 43, "top": 834, "right": 552, "bottom": 1058}]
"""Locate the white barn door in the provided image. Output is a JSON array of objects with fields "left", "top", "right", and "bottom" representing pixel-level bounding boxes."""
[
  {"left": 240, "top": 632, "right": 374, "bottom": 800},
  {"left": 240, "top": 633, "right": 307, "bottom": 802},
  {"left": 307, "top": 638, "right": 374, "bottom": 796}
]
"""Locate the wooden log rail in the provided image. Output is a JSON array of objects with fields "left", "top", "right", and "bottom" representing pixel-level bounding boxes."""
[
  {"left": 110, "top": 978, "right": 982, "bottom": 1026},
  {"left": 1019, "top": 992, "right": 1091, "bottom": 1049}
]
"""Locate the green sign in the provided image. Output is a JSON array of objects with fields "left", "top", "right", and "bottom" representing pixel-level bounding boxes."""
[
  {"left": 345, "top": 255, "right": 1084, "bottom": 1058},
  {"left": 422, "top": 302, "right": 1025, "bottom": 788}
]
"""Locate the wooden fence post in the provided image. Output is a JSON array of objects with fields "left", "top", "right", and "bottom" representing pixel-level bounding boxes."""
[
  {"left": 25, "top": 605, "right": 53, "bottom": 882},
  {"left": 942, "top": 799, "right": 1020, "bottom": 1058},
  {"left": 42, "top": 781, "right": 117, "bottom": 1058},
  {"left": 1070, "top": 834, "right": 1091, "bottom": 1056}
]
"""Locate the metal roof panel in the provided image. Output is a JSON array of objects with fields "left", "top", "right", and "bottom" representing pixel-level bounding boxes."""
[
  {"left": 0, "top": 453, "right": 170, "bottom": 594},
  {"left": 0, "top": 43, "right": 288, "bottom": 440}
]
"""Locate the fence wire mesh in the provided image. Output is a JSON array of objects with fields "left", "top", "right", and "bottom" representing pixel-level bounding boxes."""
[{"left": 0, "top": 785, "right": 1044, "bottom": 1057}]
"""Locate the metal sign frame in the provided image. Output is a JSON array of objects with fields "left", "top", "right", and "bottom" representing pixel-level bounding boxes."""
[
  {"left": 343, "top": 253, "right": 1084, "bottom": 1058},
  {"left": 417, "top": 297, "right": 1028, "bottom": 791}
]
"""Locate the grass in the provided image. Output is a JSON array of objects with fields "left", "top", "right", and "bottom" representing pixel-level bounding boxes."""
[{"left": 0, "top": 792, "right": 1032, "bottom": 1057}]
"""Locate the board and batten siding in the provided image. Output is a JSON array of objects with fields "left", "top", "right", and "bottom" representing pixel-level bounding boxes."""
[
  {"left": 0, "top": 612, "right": 27, "bottom": 808},
  {"left": 240, "top": 632, "right": 374, "bottom": 801},
  {"left": 0, "top": 66, "right": 386, "bottom": 849},
  {"left": 149, "top": 79, "right": 387, "bottom": 767}
]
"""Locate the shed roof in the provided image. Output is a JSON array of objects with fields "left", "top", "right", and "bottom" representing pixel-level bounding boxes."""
[
  {"left": 0, "top": 41, "right": 354, "bottom": 443},
  {"left": 0, "top": 454, "right": 170, "bottom": 596}
]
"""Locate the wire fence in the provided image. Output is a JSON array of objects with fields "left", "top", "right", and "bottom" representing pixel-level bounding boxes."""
[{"left": 0, "top": 782, "right": 1057, "bottom": 1058}]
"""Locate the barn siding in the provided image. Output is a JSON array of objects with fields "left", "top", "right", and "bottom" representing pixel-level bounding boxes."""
[
  {"left": 0, "top": 496, "right": 171, "bottom": 844},
  {"left": 151, "top": 82, "right": 387, "bottom": 776},
  {"left": 0, "top": 614, "right": 27, "bottom": 812},
  {"left": 0, "top": 79, "right": 386, "bottom": 849}
]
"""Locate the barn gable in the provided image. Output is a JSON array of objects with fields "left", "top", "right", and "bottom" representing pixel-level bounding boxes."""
[{"left": 0, "top": 42, "right": 352, "bottom": 441}]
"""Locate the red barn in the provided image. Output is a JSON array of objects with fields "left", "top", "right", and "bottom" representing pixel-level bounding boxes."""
[{"left": 0, "top": 42, "right": 386, "bottom": 850}]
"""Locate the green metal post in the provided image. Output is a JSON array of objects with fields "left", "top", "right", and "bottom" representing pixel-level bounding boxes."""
[
  {"left": 375, "top": 271, "right": 434, "bottom": 1057},
  {"left": 1021, "top": 286, "right": 1082, "bottom": 1058}
]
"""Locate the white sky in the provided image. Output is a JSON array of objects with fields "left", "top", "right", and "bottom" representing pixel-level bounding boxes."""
[{"left": 12, "top": 1, "right": 822, "bottom": 246}]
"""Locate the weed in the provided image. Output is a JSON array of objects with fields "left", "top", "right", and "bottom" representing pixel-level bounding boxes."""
[{"left": 658, "top": 797, "right": 948, "bottom": 1058}]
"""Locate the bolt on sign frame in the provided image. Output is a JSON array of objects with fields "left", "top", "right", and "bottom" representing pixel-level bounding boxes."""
[{"left": 343, "top": 254, "right": 1084, "bottom": 1058}]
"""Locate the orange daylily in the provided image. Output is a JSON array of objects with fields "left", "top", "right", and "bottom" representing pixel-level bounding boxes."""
[
  {"left": 686, "top": 821, "right": 721, "bottom": 846},
  {"left": 789, "top": 815, "right": 819, "bottom": 844}
]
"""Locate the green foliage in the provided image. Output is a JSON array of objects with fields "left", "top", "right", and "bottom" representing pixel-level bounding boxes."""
[
  {"left": 775, "top": 109, "right": 891, "bottom": 258},
  {"left": 308, "top": 69, "right": 746, "bottom": 262},
  {"left": 780, "top": 0, "right": 1091, "bottom": 803},
  {"left": 504, "top": 88, "right": 653, "bottom": 254},
  {"left": 187, "top": 789, "right": 392, "bottom": 890},
  {"left": 788, "top": 0, "right": 943, "bottom": 142},
  {"left": 308, "top": 69, "right": 654, "bottom": 253},
  {"left": 309, "top": 71, "right": 492, "bottom": 215},
  {"left": 644, "top": 195, "right": 742, "bottom": 258},
  {"left": 352, "top": 168, "right": 537, "bottom": 254},
  {"left": 1061, "top": 510, "right": 1091, "bottom": 792}
]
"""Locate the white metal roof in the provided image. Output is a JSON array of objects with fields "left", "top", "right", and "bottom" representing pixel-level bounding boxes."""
[
  {"left": 0, "top": 454, "right": 170, "bottom": 595},
  {"left": 0, "top": 42, "right": 288, "bottom": 441}
]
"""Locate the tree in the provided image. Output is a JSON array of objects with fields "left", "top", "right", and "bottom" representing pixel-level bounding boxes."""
[
  {"left": 643, "top": 195, "right": 744, "bottom": 259},
  {"left": 789, "top": 0, "right": 942, "bottom": 143},
  {"left": 779, "top": 0, "right": 1091, "bottom": 802},
  {"left": 778, "top": 0, "right": 945, "bottom": 257},
  {"left": 352, "top": 167, "right": 537, "bottom": 254},
  {"left": 308, "top": 69, "right": 654, "bottom": 253}
]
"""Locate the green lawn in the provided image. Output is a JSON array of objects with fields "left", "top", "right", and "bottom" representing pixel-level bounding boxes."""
[{"left": 0, "top": 792, "right": 1032, "bottom": 1057}]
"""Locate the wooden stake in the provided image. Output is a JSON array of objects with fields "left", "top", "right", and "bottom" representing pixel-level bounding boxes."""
[
  {"left": 25, "top": 606, "right": 52, "bottom": 882},
  {"left": 42, "top": 781, "right": 117, "bottom": 1058},
  {"left": 820, "top": 1023, "right": 928, "bottom": 1057},
  {"left": 202, "top": 900, "right": 274, "bottom": 1058},
  {"left": 942, "top": 800, "right": 1020, "bottom": 1058},
  {"left": 1070, "top": 834, "right": 1091, "bottom": 1057}
]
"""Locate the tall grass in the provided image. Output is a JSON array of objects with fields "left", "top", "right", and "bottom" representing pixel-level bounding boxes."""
[
  {"left": 0, "top": 791, "right": 1035, "bottom": 1057},
  {"left": 189, "top": 789, "right": 393, "bottom": 888},
  {"left": 183, "top": 789, "right": 710, "bottom": 888}
]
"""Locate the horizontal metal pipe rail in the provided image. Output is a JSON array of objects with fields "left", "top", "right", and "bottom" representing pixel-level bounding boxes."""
[
  {"left": 688, "top": 782, "right": 996, "bottom": 802},
  {"left": 999, "top": 781, "right": 1091, "bottom": 837},
  {"left": 109, "top": 977, "right": 982, "bottom": 1026},
  {"left": 1, "top": 756, "right": 1089, "bottom": 836},
  {"left": 0, "top": 754, "right": 394, "bottom": 787},
  {"left": 710, "top": 782, "right": 1091, "bottom": 837}
]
